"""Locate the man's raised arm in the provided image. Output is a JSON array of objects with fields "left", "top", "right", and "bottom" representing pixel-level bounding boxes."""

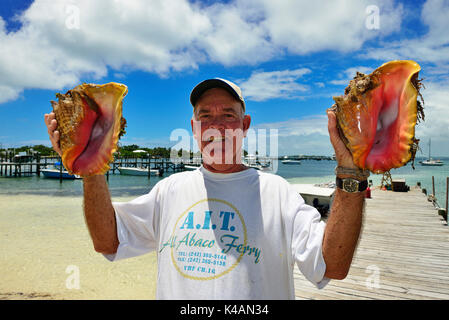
[
  {"left": 83, "top": 175, "right": 119, "bottom": 254},
  {"left": 323, "top": 110, "right": 365, "bottom": 280},
  {"left": 44, "top": 112, "right": 119, "bottom": 254}
]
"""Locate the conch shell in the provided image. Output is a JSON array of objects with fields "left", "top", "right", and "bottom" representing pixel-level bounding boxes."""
[
  {"left": 51, "top": 83, "right": 128, "bottom": 177},
  {"left": 331, "top": 60, "right": 424, "bottom": 174}
]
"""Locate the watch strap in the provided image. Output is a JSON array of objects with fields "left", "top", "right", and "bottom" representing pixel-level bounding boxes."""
[
  {"left": 335, "top": 166, "right": 370, "bottom": 179},
  {"left": 336, "top": 177, "right": 368, "bottom": 192}
]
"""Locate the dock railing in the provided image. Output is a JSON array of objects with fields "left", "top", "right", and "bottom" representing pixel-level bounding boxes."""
[{"left": 427, "top": 175, "right": 449, "bottom": 224}]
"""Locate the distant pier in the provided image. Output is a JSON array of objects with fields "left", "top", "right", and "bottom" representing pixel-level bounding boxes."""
[
  {"left": 0, "top": 155, "right": 276, "bottom": 178},
  {"left": 0, "top": 156, "right": 195, "bottom": 178},
  {"left": 294, "top": 187, "right": 449, "bottom": 300},
  {"left": 280, "top": 155, "right": 335, "bottom": 161}
]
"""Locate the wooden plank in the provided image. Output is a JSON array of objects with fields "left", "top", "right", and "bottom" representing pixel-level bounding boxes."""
[{"left": 294, "top": 187, "right": 449, "bottom": 300}]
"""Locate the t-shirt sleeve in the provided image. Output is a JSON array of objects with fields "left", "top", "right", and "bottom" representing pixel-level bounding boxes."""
[
  {"left": 103, "top": 182, "right": 161, "bottom": 262},
  {"left": 285, "top": 183, "right": 330, "bottom": 289}
]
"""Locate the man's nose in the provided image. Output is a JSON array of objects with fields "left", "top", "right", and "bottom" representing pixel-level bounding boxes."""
[{"left": 207, "top": 117, "right": 226, "bottom": 130}]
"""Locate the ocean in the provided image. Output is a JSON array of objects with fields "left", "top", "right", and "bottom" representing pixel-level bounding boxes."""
[{"left": 1, "top": 157, "right": 449, "bottom": 207}]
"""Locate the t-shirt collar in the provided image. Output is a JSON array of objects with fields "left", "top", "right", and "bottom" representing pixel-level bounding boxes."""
[{"left": 199, "top": 165, "right": 255, "bottom": 181}]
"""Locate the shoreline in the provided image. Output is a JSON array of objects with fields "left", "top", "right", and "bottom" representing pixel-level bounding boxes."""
[{"left": 0, "top": 194, "right": 157, "bottom": 300}]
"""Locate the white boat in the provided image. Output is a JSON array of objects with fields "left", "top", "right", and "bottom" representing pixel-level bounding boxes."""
[
  {"left": 243, "top": 161, "right": 271, "bottom": 171},
  {"left": 183, "top": 164, "right": 201, "bottom": 170},
  {"left": 242, "top": 154, "right": 270, "bottom": 171},
  {"left": 420, "top": 139, "right": 444, "bottom": 166},
  {"left": 117, "top": 166, "right": 160, "bottom": 176},
  {"left": 421, "top": 159, "right": 444, "bottom": 166},
  {"left": 246, "top": 163, "right": 270, "bottom": 171},
  {"left": 282, "top": 159, "right": 301, "bottom": 164},
  {"left": 290, "top": 183, "right": 335, "bottom": 216}
]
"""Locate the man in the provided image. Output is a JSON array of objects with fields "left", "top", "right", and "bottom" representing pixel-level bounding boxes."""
[{"left": 44, "top": 78, "right": 366, "bottom": 299}]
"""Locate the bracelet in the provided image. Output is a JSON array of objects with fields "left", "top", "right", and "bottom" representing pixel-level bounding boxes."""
[{"left": 334, "top": 166, "right": 370, "bottom": 179}]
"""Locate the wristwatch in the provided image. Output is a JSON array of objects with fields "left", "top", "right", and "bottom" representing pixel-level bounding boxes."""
[{"left": 336, "top": 177, "right": 368, "bottom": 193}]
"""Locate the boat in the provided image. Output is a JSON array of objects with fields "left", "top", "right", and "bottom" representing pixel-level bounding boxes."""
[
  {"left": 41, "top": 168, "right": 81, "bottom": 179},
  {"left": 290, "top": 183, "right": 335, "bottom": 216},
  {"left": 117, "top": 166, "right": 161, "bottom": 176},
  {"left": 421, "top": 159, "right": 444, "bottom": 166},
  {"left": 281, "top": 159, "right": 301, "bottom": 165},
  {"left": 246, "top": 163, "right": 271, "bottom": 171},
  {"left": 183, "top": 164, "right": 201, "bottom": 171},
  {"left": 420, "top": 139, "right": 444, "bottom": 166},
  {"left": 13, "top": 152, "right": 33, "bottom": 163},
  {"left": 242, "top": 154, "right": 269, "bottom": 171},
  {"left": 41, "top": 162, "right": 81, "bottom": 179}
]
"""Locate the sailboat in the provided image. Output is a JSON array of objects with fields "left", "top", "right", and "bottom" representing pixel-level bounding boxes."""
[{"left": 421, "top": 139, "right": 444, "bottom": 166}]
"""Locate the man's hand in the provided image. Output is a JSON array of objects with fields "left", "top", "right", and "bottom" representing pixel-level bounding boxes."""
[
  {"left": 327, "top": 109, "right": 357, "bottom": 169},
  {"left": 44, "top": 112, "right": 62, "bottom": 156}
]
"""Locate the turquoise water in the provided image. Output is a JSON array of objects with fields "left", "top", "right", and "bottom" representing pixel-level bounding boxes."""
[{"left": 1, "top": 158, "right": 449, "bottom": 206}]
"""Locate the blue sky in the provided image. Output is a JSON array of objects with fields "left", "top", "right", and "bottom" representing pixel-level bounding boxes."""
[{"left": 1, "top": 0, "right": 449, "bottom": 156}]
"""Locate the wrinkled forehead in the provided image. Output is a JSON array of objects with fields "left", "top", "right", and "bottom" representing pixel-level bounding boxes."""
[{"left": 194, "top": 88, "right": 244, "bottom": 114}]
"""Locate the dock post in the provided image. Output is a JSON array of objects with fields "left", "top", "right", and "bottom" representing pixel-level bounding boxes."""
[
  {"left": 446, "top": 177, "right": 449, "bottom": 225},
  {"left": 432, "top": 176, "right": 435, "bottom": 198},
  {"left": 59, "top": 157, "right": 63, "bottom": 184}
]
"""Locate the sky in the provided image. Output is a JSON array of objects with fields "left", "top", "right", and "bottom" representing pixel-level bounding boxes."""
[{"left": 0, "top": 0, "right": 448, "bottom": 156}]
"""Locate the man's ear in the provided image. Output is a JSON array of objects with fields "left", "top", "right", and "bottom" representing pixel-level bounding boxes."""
[
  {"left": 243, "top": 114, "right": 251, "bottom": 137},
  {"left": 191, "top": 117, "right": 200, "bottom": 140}
]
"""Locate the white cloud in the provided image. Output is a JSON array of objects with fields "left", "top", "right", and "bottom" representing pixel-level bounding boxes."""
[
  {"left": 360, "top": 0, "right": 449, "bottom": 73},
  {"left": 329, "top": 66, "right": 374, "bottom": 86},
  {"left": 239, "top": 68, "right": 311, "bottom": 101},
  {"left": 0, "top": 0, "right": 209, "bottom": 101},
  {"left": 198, "top": 2, "right": 276, "bottom": 65},
  {"left": 249, "top": 115, "right": 332, "bottom": 155},
  {"left": 329, "top": 80, "right": 349, "bottom": 86},
  {"left": 414, "top": 80, "right": 449, "bottom": 156},
  {"left": 254, "top": 115, "right": 329, "bottom": 137},
  {"left": 259, "top": 0, "right": 403, "bottom": 54},
  {"left": 0, "top": 85, "right": 21, "bottom": 104},
  {"left": 0, "top": 0, "right": 405, "bottom": 104}
]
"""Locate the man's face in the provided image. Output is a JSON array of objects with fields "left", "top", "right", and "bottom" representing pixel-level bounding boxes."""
[{"left": 191, "top": 88, "right": 251, "bottom": 171}]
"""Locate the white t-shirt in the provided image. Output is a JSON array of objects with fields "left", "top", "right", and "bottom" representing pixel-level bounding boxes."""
[{"left": 105, "top": 166, "right": 329, "bottom": 299}]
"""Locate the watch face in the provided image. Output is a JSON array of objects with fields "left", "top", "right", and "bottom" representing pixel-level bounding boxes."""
[{"left": 343, "top": 179, "right": 359, "bottom": 193}]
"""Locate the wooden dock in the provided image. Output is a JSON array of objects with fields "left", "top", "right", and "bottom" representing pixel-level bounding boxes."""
[{"left": 294, "top": 187, "right": 449, "bottom": 300}]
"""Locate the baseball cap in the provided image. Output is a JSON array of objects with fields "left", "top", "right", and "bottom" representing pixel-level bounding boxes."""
[{"left": 190, "top": 78, "right": 245, "bottom": 111}]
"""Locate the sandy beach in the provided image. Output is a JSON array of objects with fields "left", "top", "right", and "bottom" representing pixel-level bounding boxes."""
[{"left": 0, "top": 194, "right": 157, "bottom": 300}]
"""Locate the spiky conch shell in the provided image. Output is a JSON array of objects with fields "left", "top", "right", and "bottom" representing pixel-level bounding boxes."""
[
  {"left": 330, "top": 60, "right": 424, "bottom": 174},
  {"left": 51, "top": 83, "right": 128, "bottom": 177}
]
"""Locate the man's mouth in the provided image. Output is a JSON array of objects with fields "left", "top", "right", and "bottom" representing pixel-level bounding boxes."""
[{"left": 206, "top": 136, "right": 225, "bottom": 142}]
